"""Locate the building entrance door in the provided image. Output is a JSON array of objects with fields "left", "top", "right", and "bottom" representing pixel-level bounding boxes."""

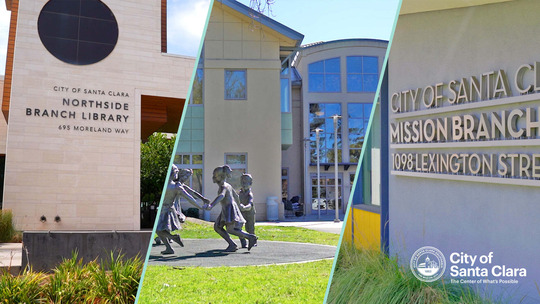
[{"left": 310, "top": 173, "right": 342, "bottom": 213}]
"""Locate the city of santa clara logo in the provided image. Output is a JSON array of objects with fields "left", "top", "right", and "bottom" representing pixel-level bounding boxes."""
[{"left": 410, "top": 246, "right": 446, "bottom": 282}]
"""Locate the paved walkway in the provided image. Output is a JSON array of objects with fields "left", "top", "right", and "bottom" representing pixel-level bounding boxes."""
[
  {"left": 148, "top": 239, "right": 337, "bottom": 267},
  {"left": 258, "top": 220, "right": 343, "bottom": 234},
  {"left": 258, "top": 211, "right": 345, "bottom": 234},
  {"left": 0, "top": 243, "right": 22, "bottom": 273}
]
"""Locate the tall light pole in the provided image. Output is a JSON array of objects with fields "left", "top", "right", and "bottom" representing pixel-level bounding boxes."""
[
  {"left": 332, "top": 114, "right": 341, "bottom": 223},
  {"left": 315, "top": 128, "right": 322, "bottom": 220}
]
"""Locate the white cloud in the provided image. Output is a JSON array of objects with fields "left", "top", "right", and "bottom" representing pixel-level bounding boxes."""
[
  {"left": 0, "top": 8, "right": 11, "bottom": 75},
  {"left": 167, "top": 0, "right": 211, "bottom": 57}
]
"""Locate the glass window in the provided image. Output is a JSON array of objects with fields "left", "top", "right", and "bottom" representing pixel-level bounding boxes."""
[
  {"left": 281, "top": 57, "right": 291, "bottom": 112},
  {"left": 347, "top": 56, "right": 378, "bottom": 92},
  {"left": 309, "top": 103, "right": 342, "bottom": 163},
  {"left": 281, "top": 168, "right": 288, "bottom": 200},
  {"left": 190, "top": 68, "right": 203, "bottom": 105},
  {"left": 38, "top": 0, "right": 118, "bottom": 65},
  {"left": 310, "top": 174, "right": 342, "bottom": 210},
  {"left": 308, "top": 58, "right": 341, "bottom": 92},
  {"left": 281, "top": 78, "right": 290, "bottom": 112},
  {"left": 225, "top": 154, "right": 246, "bottom": 165},
  {"left": 174, "top": 154, "right": 204, "bottom": 194},
  {"left": 308, "top": 74, "right": 324, "bottom": 92},
  {"left": 348, "top": 103, "right": 373, "bottom": 163},
  {"left": 225, "top": 153, "right": 247, "bottom": 190},
  {"left": 225, "top": 70, "right": 247, "bottom": 100}
]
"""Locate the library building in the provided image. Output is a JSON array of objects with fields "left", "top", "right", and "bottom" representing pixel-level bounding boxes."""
[
  {"left": 347, "top": 1, "right": 540, "bottom": 303},
  {"left": 1, "top": 0, "right": 194, "bottom": 231}
]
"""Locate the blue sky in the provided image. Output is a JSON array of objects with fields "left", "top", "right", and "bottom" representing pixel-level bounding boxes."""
[
  {"left": 0, "top": 0, "right": 400, "bottom": 72},
  {"left": 168, "top": 0, "right": 400, "bottom": 56}
]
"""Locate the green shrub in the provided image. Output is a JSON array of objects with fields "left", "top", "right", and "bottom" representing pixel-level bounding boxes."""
[
  {"left": 89, "top": 252, "right": 143, "bottom": 304},
  {"left": 0, "top": 210, "right": 16, "bottom": 243},
  {"left": 43, "top": 251, "right": 95, "bottom": 303},
  {"left": 0, "top": 268, "right": 44, "bottom": 303},
  {"left": 328, "top": 244, "right": 496, "bottom": 304},
  {"left": 0, "top": 251, "right": 143, "bottom": 303}
]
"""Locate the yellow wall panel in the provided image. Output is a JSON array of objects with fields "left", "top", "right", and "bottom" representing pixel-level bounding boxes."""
[{"left": 347, "top": 208, "right": 380, "bottom": 250}]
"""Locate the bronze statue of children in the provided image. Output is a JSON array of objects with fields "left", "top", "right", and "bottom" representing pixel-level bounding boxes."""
[
  {"left": 238, "top": 173, "right": 256, "bottom": 248},
  {"left": 156, "top": 165, "right": 207, "bottom": 254},
  {"left": 175, "top": 168, "right": 208, "bottom": 222},
  {"left": 204, "top": 165, "right": 258, "bottom": 252}
]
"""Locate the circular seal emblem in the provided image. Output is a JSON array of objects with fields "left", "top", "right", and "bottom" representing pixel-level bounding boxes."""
[{"left": 410, "top": 246, "right": 446, "bottom": 282}]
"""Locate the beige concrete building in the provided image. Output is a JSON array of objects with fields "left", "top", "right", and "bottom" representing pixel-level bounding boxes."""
[
  {"left": 177, "top": 0, "right": 387, "bottom": 221},
  {"left": 387, "top": 1, "right": 540, "bottom": 301},
  {"left": 2, "top": 0, "right": 194, "bottom": 230},
  {"left": 344, "top": 1, "right": 540, "bottom": 302},
  {"left": 177, "top": 0, "right": 303, "bottom": 221}
]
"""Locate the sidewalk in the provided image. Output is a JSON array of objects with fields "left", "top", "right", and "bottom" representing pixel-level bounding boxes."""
[
  {"left": 258, "top": 210, "right": 345, "bottom": 234},
  {"left": 0, "top": 243, "right": 22, "bottom": 274}
]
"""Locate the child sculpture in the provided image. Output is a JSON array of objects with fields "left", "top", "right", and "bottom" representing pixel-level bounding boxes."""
[
  {"left": 238, "top": 173, "right": 256, "bottom": 248},
  {"left": 156, "top": 165, "right": 207, "bottom": 254},
  {"left": 204, "top": 165, "right": 258, "bottom": 252}
]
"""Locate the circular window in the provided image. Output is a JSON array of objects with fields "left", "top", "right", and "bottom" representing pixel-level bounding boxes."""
[{"left": 37, "top": 0, "right": 119, "bottom": 65}]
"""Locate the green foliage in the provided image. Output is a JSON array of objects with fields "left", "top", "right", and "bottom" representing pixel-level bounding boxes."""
[
  {"left": 0, "top": 268, "right": 44, "bottom": 303},
  {"left": 0, "top": 210, "right": 16, "bottom": 243},
  {"left": 184, "top": 208, "right": 200, "bottom": 219},
  {"left": 0, "top": 251, "right": 143, "bottom": 303},
  {"left": 140, "top": 133, "right": 176, "bottom": 203},
  {"left": 328, "top": 244, "right": 498, "bottom": 304},
  {"left": 44, "top": 251, "right": 94, "bottom": 303},
  {"left": 90, "top": 252, "right": 143, "bottom": 304},
  {"left": 139, "top": 259, "right": 334, "bottom": 304}
]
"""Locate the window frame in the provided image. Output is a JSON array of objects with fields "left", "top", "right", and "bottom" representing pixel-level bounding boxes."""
[
  {"left": 347, "top": 102, "right": 373, "bottom": 163},
  {"left": 346, "top": 56, "right": 379, "bottom": 93},
  {"left": 224, "top": 69, "right": 247, "bottom": 100},
  {"left": 308, "top": 57, "right": 341, "bottom": 93},
  {"left": 309, "top": 102, "right": 342, "bottom": 164},
  {"left": 190, "top": 68, "right": 204, "bottom": 105},
  {"left": 174, "top": 153, "right": 204, "bottom": 195},
  {"left": 224, "top": 153, "right": 248, "bottom": 190}
]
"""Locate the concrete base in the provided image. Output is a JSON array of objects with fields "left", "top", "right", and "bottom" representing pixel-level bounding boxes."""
[{"left": 22, "top": 231, "right": 152, "bottom": 272}]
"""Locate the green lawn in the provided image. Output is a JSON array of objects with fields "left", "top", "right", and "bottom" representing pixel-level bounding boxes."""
[
  {"left": 174, "top": 219, "right": 339, "bottom": 246},
  {"left": 139, "top": 260, "right": 333, "bottom": 304},
  {"left": 140, "top": 218, "right": 339, "bottom": 304}
]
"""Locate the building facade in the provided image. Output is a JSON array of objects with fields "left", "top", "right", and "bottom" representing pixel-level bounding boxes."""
[
  {"left": 177, "top": 0, "right": 303, "bottom": 221},
  {"left": 2, "top": 0, "right": 194, "bottom": 230},
  {"left": 177, "top": 0, "right": 388, "bottom": 221},
  {"left": 288, "top": 39, "right": 387, "bottom": 217},
  {"left": 347, "top": 1, "right": 540, "bottom": 302}
]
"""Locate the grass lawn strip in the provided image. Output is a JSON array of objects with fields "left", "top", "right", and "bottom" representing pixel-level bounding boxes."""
[
  {"left": 139, "top": 259, "right": 333, "bottom": 304},
  {"left": 140, "top": 217, "right": 339, "bottom": 303},
  {"left": 172, "top": 218, "right": 340, "bottom": 246}
]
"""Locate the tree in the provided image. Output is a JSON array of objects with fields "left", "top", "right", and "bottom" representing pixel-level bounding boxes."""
[
  {"left": 248, "top": 0, "right": 275, "bottom": 15},
  {"left": 140, "top": 133, "right": 176, "bottom": 202}
]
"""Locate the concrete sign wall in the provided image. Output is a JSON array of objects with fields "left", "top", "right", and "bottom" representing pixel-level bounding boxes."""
[
  {"left": 3, "top": 0, "right": 194, "bottom": 230},
  {"left": 388, "top": 1, "right": 540, "bottom": 302}
]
